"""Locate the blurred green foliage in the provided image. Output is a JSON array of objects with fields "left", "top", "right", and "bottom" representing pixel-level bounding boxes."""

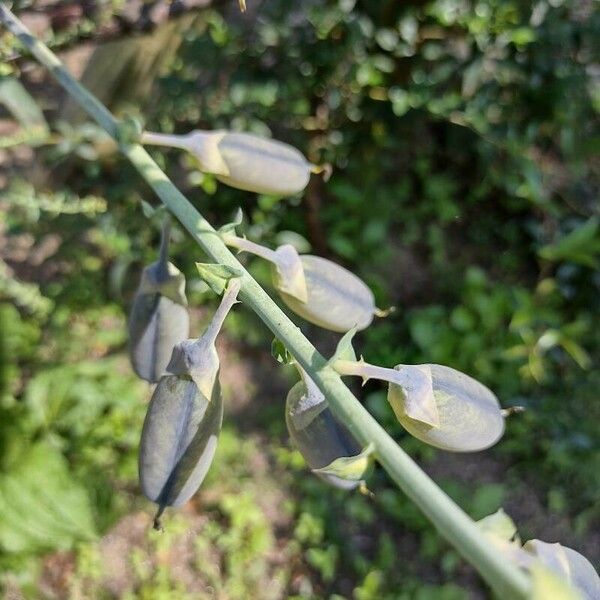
[{"left": 0, "top": 0, "right": 598, "bottom": 597}]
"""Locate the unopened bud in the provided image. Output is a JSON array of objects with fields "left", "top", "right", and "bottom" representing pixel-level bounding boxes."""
[
  {"left": 286, "top": 369, "right": 365, "bottom": 489},
  {"left": 142, "top": 130, "right": 316, "bottom": 197},
  {"left": 524, "top": 540, "right": 599, "bottom": 600},
  {"left": 330, "top": 332, "right": 504, "bottom": 452},
  {"left": 139, "top": 279, "right": 240, "bottom": 527},
  {"left": 128, "top": 219, "right": 189, "bottom": 383},
  {"left": 387, "top": 364, "right": 505, "bottom": 452},
  {"left": 223, "top": 234, "right": 378, "bottom": 332}
]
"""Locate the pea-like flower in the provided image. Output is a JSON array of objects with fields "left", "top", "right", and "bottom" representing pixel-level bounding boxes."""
[
  {"left": 477, "top": 509, "right": 599, "bottom": 600},
  {"left": 286, "top": 367, "right": 372, "bottom": 489},
  {"left": 141, "top": 129, "right": 316, "bottom": 197},
  {"left": 522, "top": 540, "right": 600, "bottom": 600},
  {"left": 138, "top": 278, "right": 240, "bottom": 529},
  {"left": 223, "top": 233, "right": 381, "bottom": 332},
  {"left": 386, "top": 364, "right": 505, "bottom": 452},
  {"left": 331, "top": 330, "right": 505, "bottom": 452},
  {"left": 128, "top": 219, "right": 189, "bottom": 383}
]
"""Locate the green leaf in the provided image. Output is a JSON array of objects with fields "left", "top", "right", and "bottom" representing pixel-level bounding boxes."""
[
  {"left": 0, "top": 76, "right": 49, "bottom": 133},
  {"left": 539, "top": 218, "right": 600, "bottom": 268},
  {"left": 195, "top": 263, "right": 242, "bottom": 294},
  {"left": 0, "top": 443, "right": 96, "bottom": 553},
  {"left": 140, "top": 200, "right": 167, "bottom": 222},
  {"left": 312, "top": 443, "right": 375, "bottom": 482},
  {"left": 271, "top": 338, "right": 294, "bottom": 365},
  {"left": 559, "top": 337, "right": 592, "bottom": 370},
  {"left": 141, "top": 199, "right": 157, "bottom": 218}
]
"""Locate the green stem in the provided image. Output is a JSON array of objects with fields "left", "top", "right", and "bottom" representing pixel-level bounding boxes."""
[
  {"left": 334, "top": 359, "right": 407, "bottom": 386},
  {"left": 0, "top": 7, "right": 529, "bottom": 598},
  {"left": 223, "top": 234, "right": 279, "bottom": 263},
  {"left": 202, "top": 279, "right": 241, "bottom": 347},
  {"left": 156, "top": 215, "right": 171, "bottom": 277},
  {"left": 141, "top": 131, "right": 194, "bottom": 151}
]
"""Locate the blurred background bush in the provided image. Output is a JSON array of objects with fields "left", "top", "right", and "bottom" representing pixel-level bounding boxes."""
[{"left": 0, "top": 0, "right": 598, "bottom": 598}]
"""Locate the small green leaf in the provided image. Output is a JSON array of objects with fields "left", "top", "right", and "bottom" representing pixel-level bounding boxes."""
[
  {"left": 139, "top": 201, "right": 168, "bottom": 224},
  {"left": 539, "top": 217, "right": 600, "bottom": 268},
  {"left": 141, "top": 200, "right": 157, "bottom": 218},
  {"left": 271, "top": 338, "right": 294, "bottom": 365},
  {"left": 195, "top": 263, "right": 242, "bottom": 294},
  {"left": 0, "top": 77, "right": 48, "bottom": 132},
  {"left": 312, "top": 443, "right": 375, "bottom": 482},
  {"left": 477, "top": 508, "right": 520, "bottom": 543}
]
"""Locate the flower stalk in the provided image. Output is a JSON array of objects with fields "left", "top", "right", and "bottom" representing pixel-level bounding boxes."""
[
  {"left": 0, "top": 6, "right": 530, "bottom": 598},
  {"left": 223, "top": 234, "right": 280, "bottom": 263}
]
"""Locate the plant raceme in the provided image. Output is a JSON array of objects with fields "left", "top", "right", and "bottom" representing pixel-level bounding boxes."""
[
  {"left": 478, "top": 510, "right": 600, "bottom": 600},
  {"left": 3, "top": 6, "right": 598, "bottom": 596},
  {"left": 128, "top": 218, "right": 189, "bottom": 383},
  {"left": 141, "top": 129, "right": 319, "bottom": 197},
  {"left": 138, "top": 275, "right": 240, "bottom": 529}
]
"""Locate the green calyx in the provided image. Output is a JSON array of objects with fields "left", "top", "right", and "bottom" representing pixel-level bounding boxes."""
[{"left": 196, "top": 263, "right": 243, "bottom": 295}]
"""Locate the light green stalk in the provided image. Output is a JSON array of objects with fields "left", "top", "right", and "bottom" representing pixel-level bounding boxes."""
[{"left": 0, "top": 6, "right": 530, "bottom": 598}]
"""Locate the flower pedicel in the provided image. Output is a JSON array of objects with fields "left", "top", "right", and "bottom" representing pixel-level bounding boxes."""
[{"left": 286, "top": 366, "right": 372, "bottom": 489}]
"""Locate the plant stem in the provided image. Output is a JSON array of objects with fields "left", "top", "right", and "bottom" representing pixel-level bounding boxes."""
[
  {"left": 0, "top": 7, "right": 530, "bottom": 598},
  {"left": 156, "top": 215, "right": 171, "bottom": 275},
  {"left": 141, "top": 131, "right": 193, "bottom": 151},
  {"left": 202, "top": 279, "right": 241, "bottom": 346},
  {"left": 222, "top": 234, "right": 279, "bottom": 263},
  {"left": 334, "top": 359, "right": 405, "bottom": 385}
]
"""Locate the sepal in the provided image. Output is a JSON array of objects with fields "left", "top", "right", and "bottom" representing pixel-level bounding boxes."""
[
  {"left": 272, "top": 245, "right": 308, "bottom": 303},
  {"left": 328, "top": 327, "right": 358, "bottom": 365},
  {"left": 195, "top": 263, "right": 242, "bottom": 295},
  {"left": 218, "top": 207, "right": 244, "bottom": 237},
  {"left": 312, "top": 443, "right": 375, "bottom": 483},
  {"left": 388, "top": 365, "right": 440, "bottom": 428}
]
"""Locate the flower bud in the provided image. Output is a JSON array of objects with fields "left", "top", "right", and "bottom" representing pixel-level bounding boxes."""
[
  {"left": 387, "top": 364, "right": 505, "bottom": 452},
  {"left": 275, "top": 255, "right": 377, "bottom": 332},
  {"left": 523, "top": 540, "right": 600, "bottom": 600},
  {"left": 477, "top": 510, "right": 599, "bottom": 599},
  {"left": 285, "top": 370, "right": 365, "bottom": 489},
  {"left": 141, "top": 130, "right": 315, "bottom": 196},
  {"left": 331, "top": 331, "right": 504, "bottom": 452},
  {"left": 223, "top": 234, "right": 378, "bottom": 332},
  {"left": 128, "top": 220, "right": 189, "bottom": 383},
  {"left": 138, "top": 279, "right": 240, "bottom": 528}
]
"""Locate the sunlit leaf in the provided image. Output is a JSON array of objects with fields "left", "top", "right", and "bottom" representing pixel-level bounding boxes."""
[{"left": 0, "top": 444, "right": 96, "bottom": 553}]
